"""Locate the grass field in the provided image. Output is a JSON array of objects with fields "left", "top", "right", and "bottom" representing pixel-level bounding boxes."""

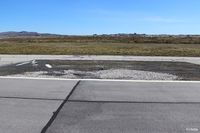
[{"left": 1, "top": 37, "right": 200, "bottom": 56}]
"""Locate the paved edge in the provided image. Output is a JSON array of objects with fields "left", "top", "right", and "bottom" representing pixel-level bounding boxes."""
[
  {"left": 1, "top": 55, "right": 200, "bottom": 66},
  {"left": 40, "top": 80, "right": 81, "bottom": 133}
]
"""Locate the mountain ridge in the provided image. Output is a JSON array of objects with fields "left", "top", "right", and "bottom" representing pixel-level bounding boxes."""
[
  {"left": 1, "top": 31, "right": 200, "bottom": 38},
  {"left": 0, "top": 31, "right": 61, "bottom": 38}
]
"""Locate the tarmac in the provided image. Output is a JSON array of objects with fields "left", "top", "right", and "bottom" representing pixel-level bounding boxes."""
[{"left": 1, "top": 77, "right": 200, "bottom": 133}]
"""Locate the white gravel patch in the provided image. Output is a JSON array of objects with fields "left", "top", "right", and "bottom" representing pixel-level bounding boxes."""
[
  {"left": 7, "top": 69, "right": 179, "bottom": 80},
  {"left": 8, "top": 71, "right": 52, "bottom": 78},
  {"left": 93, "top": 69, "right": 178, "bottom": 80}
]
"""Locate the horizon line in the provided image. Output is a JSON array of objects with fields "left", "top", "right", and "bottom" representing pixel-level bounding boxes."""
[{"left": 1, "top": 31, "right": 200, "bottom": 36}]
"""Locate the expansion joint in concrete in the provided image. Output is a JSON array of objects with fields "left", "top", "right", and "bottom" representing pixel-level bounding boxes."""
[
  {"left": 68, "top": 100, "right": 200, "bottom": 105},
  {"left": 40, "top": 80, "right": 81, "bottom": 133},
  {"left": 0, "top": 96, "right": 63, "bottom": 101}
]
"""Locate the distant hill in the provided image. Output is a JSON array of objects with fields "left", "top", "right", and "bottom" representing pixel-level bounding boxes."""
[
  {"left": 1, "top": 31, "right": 200, "bottom": 38},
  {"left": 1, "top": 31, "right": 200, "bottom": 44},
  {"left": 0, "top": 31, "right": 61, "bottom": 38}
]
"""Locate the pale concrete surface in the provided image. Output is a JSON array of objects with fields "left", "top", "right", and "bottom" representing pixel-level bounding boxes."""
[
  {"left": 0, "top": 99, "right": 61, "bottom": 133},
  {"left": 0, "top": 78, "right": 78, "bottom": 133},
  {"left": 1, "top": 79, "right": 200, "bottom": 133},
  {"left": 70, "top": 81, "right": 200, "bottom": 102},
  {"left": 0, "top": 78, "right": 78, "bottom": 100},
  {"left": 1, "top": 55, "right": 200, "bottom": 66},
  {"left": 46, "top": 102, "right": 200, "bottom": 133},
  {"left": 46, "top": 80, "right": 200, "bottom": 133}
]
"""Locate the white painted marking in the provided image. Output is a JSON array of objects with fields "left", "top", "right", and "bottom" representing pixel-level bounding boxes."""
[
  {"left": 186, "top": 128, "right": 199, "bottom": 132},
  {"left": 0, "top": 76, "right": 200, "bottom": 83},
  {"left": 16, "top": 61, "right": 30, "bottom": 66},
  {"left": 45, "top": 64, "right": 52, "bottom": 69},
  {"left": 31, "top": 60, "right": 38, "bottom": 67}
]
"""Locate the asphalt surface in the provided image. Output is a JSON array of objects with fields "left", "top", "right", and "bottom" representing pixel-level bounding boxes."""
[
  {"left": 1, "top": 78, "right": 200, "bottom": 133},
  {"left": 2, "top": 59, "right": 200, "bottom": 80},
  {"left": 2, "top": 55, "right": 200, "bottom": 80}
]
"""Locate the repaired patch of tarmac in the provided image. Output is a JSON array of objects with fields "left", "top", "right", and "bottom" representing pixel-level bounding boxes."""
[{"left": 1, "top": 60, "right": 200, "bottom": 80}]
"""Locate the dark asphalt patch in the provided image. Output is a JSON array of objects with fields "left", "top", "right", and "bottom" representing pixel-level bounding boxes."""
[{"left": 1, "top": 60, "right": 200, "bottom": 80}]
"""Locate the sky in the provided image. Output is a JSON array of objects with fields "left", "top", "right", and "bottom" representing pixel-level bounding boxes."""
[{"left": 0, "top": 0, "right": 200, "bottom": 35}]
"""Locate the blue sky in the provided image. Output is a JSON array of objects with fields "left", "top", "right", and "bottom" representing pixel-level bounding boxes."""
[{"left": 0, "top": 0, "right": 200, "bottom": 35}]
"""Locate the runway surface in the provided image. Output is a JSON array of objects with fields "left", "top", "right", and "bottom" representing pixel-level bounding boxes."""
[
  {"left": 0, "top": 77, "right": 200, "bottom": 133},
  {"left": 0, "top": 78, "right": 78, "bottom": 133}
]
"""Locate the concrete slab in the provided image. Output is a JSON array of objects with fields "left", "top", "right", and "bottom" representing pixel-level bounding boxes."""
[
  {"left": 46, "top": 102, "right": 200, "bottom": 133},
  {"left": 0, "top": 98, "right": 61, "bottom": 133},
  {"left": 0, "top": 78, "right": 78, "bottom": 100},
  {"left": 70, "top": 81, "right": 200, "bottom": 102}
]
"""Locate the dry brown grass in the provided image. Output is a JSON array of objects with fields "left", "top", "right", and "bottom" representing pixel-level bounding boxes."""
[{"left": 0, "top": 41, "right": 200, "bottom": 56}]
